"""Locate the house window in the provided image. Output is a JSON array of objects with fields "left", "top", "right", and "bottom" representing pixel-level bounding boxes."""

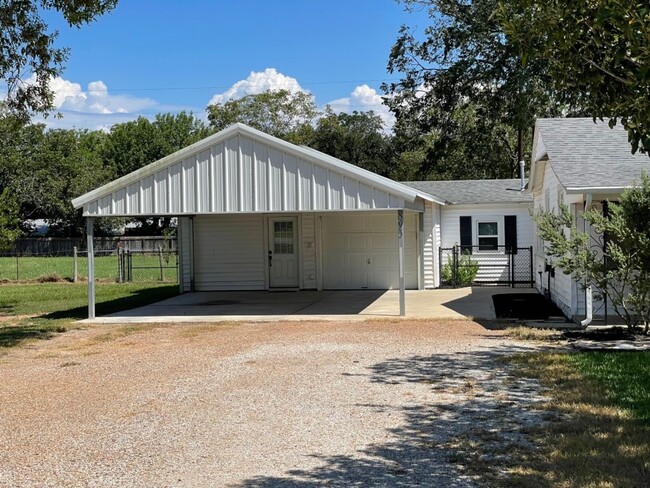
[{"left": 477, "top": 221, "right": 499, "bottom": 251}]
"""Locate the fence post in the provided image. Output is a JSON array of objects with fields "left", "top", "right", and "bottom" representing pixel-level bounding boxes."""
[
  {"left": 128, "top": 250, "right": 133, "bottom": 282},
  {"left": 509, "top": 251, "right": 514, "bottom": 288},
  {"left": 118, "top": 248, "right": 123, "bottom": 283},
  {"left": 529, "top": 246, "right": 534, "bottom": 287},
  {"left": 452, "top": 245, "right": 459, "bottom": 288},
  {"left": 158, "top": 246, "right": 164, "bottom": 281},
  {"left": 73, "top": 246, "right": 78, "bottom": 283}
]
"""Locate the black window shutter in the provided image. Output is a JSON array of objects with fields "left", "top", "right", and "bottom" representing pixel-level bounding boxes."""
[
  {"left": 505, "top": 215, "right": 517, "bottom": 254},
  {"left": 459, "top": 216, "right": 472, "bottom": 254}
]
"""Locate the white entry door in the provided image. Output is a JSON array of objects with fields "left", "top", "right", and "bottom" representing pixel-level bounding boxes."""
[{"left": 268, "top": 217, "right": 299, "bottom": 288}]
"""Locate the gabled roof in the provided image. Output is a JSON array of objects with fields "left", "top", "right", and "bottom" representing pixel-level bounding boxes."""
[
  {"left": 403, "top": 179, "right": 532, "bottom": 205},
  {"left": 72, "top": 123, "right": 443, "bottom": 216},
  {"left": 530, "top": 118, "right": 650, "bottom": 193}
]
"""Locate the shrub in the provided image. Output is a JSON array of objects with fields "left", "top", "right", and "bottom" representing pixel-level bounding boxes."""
[{"left": 442, "top": 252, "right": 479, "bottom": 286}]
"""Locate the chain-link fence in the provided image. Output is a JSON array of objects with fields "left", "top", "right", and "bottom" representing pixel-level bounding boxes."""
[
  {"left": 0, "top": 247, "right": 178, "bottom": 283},
  {"left": 439, "top": 245, "right": 533, "bottom": 288}
]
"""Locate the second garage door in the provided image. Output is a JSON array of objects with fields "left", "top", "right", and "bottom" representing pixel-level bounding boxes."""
[{"left": 321, "top": 213, "right": 418, "bottom": 289}]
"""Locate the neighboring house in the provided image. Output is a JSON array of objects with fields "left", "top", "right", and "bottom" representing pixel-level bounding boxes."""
[
  {"left": 528, "top": 118, "right": 650, "bottom": 321},
  {"left": 71, "top": 123, "right": 535, "bottom": 317}
]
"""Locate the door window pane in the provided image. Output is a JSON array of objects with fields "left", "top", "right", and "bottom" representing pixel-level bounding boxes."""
[{"left": 273, "top": 221, "right": 294, "bottom": 254}]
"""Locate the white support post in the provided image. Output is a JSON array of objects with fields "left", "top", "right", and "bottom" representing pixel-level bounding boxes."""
[
  {"left": 87, "top": 218, "right": 95, "bottom": 319},
  {"left": 398, "top": 210, "right": 405, "bottom": 316}
]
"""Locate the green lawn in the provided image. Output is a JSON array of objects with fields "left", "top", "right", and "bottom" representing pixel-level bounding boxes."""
[
  {"left": 568, "top": 351, "right": 650, "bottom": 421},
  {"left": 486, "top": 350, "right": 650, "bottom": 487},
  {"left": 0, "top": 282, "right": 179, "bottom": 349},
  {"left": 0, "top": 254, "right": 178, "bottom": 282}
]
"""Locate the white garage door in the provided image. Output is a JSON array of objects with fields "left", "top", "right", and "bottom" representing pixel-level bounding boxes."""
[
  {"left": 193, "top": 215, "right": 266, "bottom": 291},
  {"left": 322, "top": 213, "right": 418, "bottom": 289}
]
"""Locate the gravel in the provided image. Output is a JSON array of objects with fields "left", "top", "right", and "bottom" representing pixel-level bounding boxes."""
[{"left": 0, "top": 319, "right": 548, "bottom": 487}]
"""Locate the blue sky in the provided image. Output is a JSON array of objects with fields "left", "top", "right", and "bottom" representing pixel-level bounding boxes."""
[{"left": 38, "top": 0, "right": 432, "bottom": 130}]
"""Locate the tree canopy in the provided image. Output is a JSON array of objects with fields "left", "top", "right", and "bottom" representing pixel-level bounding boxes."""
[
  {"left": 206, "top": 89, "right": 318, "bottom": 143},
  {"left": 0, "top": 0, "right": 118, "bottom": 122},
  {"left": 383, "top": 0, "right": 576, "bottom": 180},
  {"left": 497, "top": 0, "right": 650, "bottom": 155}
]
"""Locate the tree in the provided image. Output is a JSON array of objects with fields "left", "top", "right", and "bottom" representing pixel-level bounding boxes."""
[
  {"left": 534, "top": 174, "right": 650, "bottom": 333},
  {"left": 104, "top": 112, "right": 211, "bottom": 177},
  {"left": 497, "top": 0, "right": 650, "bottom": 155},
  {"left": 0, "top": 0, "right": 118, "bottom": 122},
  {"left": 0, "top": 188, "right": 21, "bottom": 251},
  {"left": 308, "top": 108, "right": 392, "bottom": 176},
  {"left": 383, "top": 0, "right": 567, "bottom": 180},
  {"left": 206, "top": 89, "right": 318, "bottom": 143}
]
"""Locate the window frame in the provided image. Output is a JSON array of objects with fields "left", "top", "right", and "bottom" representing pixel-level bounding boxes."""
[{"left": 474, "top": 217, "right": 503, "bottom": 253}]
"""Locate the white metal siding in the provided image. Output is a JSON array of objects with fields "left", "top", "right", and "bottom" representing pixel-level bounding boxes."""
[
  {"left": 193, "top": 215, "right": 266, "bottom": 291},
  {"left": 440, "top": 204, "right": 534, "bottom": 284},
  {"left": 82, "top": 134, "right": 408, "bottom": 216},
  {"left": 178, "top": 217, "right": 192, "bottom": 292},
  {"left": 301, "top": 214, "right": 317, "bottom": 289},
  {"left": 321, "top": 212, "right": 418, "bottom": 289},
  {"left": 422, "top": 201, "right": 441, "bottom": 288}
]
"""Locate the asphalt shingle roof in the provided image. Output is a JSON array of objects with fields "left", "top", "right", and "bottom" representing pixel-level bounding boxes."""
[
  {"left": 536, "top": 118, "right": 650, "bottom": 189},
  {"left": 403, "top": 179, "right": 532, "bottom": 205}
]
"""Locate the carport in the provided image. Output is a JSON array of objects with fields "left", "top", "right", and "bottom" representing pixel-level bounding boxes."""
[{"left": 72, "top": 124, "right": 444, "bottom": 320}]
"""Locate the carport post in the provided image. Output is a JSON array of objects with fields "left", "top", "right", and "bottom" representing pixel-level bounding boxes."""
[
  {"left": 398, "top": 210, "right": 405, "bottom": 316},
  {"left": 87, "top": 218, "right": 95, "bottom": 319}
]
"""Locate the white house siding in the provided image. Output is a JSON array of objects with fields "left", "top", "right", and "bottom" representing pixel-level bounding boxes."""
[
  {"left": 320, "top": 212, "right": 418, "bottom": 290},
  {"left": 178, "top": 217, "right": 193, "bottom": 292},
  {"left": 533, "top": 163, "right": 573, "bottom": 317},
  {"left": 440, "top": 204, "right": 534, "bottom": 284},
  {"left": 301, "top": 213, "right": 317, "bottom": 289},
  {"left": 193, "top": 214, "right": 266, "bottom": 291},
  {"left": 81, "top": 134, "right": 409, "bottom": 217},
  {"left": 422, "top": 201, "right": 441, "bottom": 288}
]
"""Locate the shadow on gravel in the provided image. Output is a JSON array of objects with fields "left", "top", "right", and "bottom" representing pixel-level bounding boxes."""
[{"left": 234, "top": 344, "right": 548, "bottom": 488}]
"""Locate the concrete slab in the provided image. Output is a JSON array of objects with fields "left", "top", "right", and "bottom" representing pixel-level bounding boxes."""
[{"left": 83, "top": 287, "right": 541, "bottom": 324}]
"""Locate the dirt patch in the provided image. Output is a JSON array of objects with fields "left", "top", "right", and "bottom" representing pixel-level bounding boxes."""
[{"left": 0, "top": 319, "right": 549, "bottom": 487}]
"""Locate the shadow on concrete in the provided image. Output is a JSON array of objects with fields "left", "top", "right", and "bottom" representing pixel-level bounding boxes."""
[
  {"left": 232, "top": 343, "right": 550, "bottom": 487},
  {"left": 108, "top": 290, "right": 392, "bottom": 318}
]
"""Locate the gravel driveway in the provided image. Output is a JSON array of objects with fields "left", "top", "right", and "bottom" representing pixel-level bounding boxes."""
[{"left": 0, "top": 320, "right": 547, "bottom": 487}]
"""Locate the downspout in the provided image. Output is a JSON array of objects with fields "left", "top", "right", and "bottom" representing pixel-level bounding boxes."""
[
  {"left": 519, "top": 160, "right": 526, "bottom": 191},
  {"left": 581, "top": 193, "right": 593, "bottom": 327}
]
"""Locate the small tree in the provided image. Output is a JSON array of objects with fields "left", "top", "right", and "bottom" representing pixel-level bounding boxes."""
[{"left": 534, "top": 174, "right": 650, "bottom": 333}]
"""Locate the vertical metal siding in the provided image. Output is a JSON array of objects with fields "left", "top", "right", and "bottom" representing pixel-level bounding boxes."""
[
  {"left": 301, "top": 213, "right": 317, "bottom": 289},
  {"left": 83, "top": 134, "right": 418, "bottom": 215}
]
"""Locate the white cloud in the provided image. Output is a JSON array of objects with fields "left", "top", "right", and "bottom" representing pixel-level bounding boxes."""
[
  {"left": 208, "top": 68, "right": 307, "bottom": 106},
  {"left": 326, "top": 84, "right": 395, "bottom": 130},
  {"left": 23, "top": 75, "right": 167, "bottom": 130}
]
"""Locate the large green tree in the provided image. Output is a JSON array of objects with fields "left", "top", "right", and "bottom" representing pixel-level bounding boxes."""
[
  {"left": 0, "top": 118, "right": 112, "bottom": 236},
  {"left": 308, "top": 109, "right": 392, "bottom": 176},
  {"left": 206, "top": 89, "right": 318, "bottom": 143},
  {"left": 103, "top": 112, "right": 211, "bottom": 178},
  {"left": 0, "top": 0, "right": 118, "bottom": 121},
  {"left": 383, "top": 0, "right": 566, "bottom": 180},
  {"left": 497, "top": 0, "right": 650, "bottom": 155}
]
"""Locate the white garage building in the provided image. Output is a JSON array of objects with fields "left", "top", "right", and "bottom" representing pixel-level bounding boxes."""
[{"left": 72, "top": 124, "right": 452, "bottom": 317}]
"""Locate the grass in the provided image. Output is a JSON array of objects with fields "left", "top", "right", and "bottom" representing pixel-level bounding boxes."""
[
  {"left": 504, "top": 326, "right": 563, "bottom": 341},
  {"left": 0, "top": 282, "right": 179, "bottom": 350},
  {"left": 464, "top": 351, "right": 650, "bottom": 487},
  {"left": 0, "top": 254, "right": 178, "bottom": 282}
]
